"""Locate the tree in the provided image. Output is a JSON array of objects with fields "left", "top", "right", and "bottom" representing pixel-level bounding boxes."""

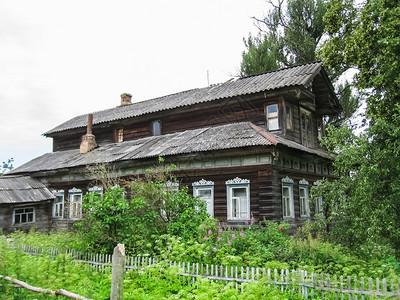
[
  {"left": 240, "top": 0, "right": 360, "bottom": 125},
  {"left": 1, "top": 158, "right": 14, "bottom": 176},
  {"left": 77, "top": 160, "right": 208, "bottom": 254},
  {"left": 317, "top": 0, "right": 400, "bottom": 256}
]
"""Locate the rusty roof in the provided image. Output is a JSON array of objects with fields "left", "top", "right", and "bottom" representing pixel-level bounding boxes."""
[
  {"left": 45, "top": 62, "right": 332, "bottom": 135},
  {"left": 12, "top": 121, "right": 330, "bottom": 175},
  {"left": 0, "top": 175, "right": 54, "bottom": 204}
]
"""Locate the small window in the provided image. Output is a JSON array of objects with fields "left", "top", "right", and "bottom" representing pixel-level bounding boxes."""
[
  {"left": 116, "top": 129, "right": 124, "bottom": 143},
  {"left": 69, "top": 188, "right": 82, "bottom": 219},
  {"left": 153, "top": 120, "right": 161, "bottom": 136},
  {"left": 282, "top": 176, "right": 294, "bottom": 219},
  {"left": 267, "top": 104, "right": 279, "bottom": 130},
  {"left": 226, "top": 177, "right": 250, "bottom": 221},
  {"left": 14, "top": 207, "right": 35, "bottom": 224},
  {"left": 286, "top": 105, "right": 292, "bottom": 130},
  {"left": 52, "top": 190, "right": 64, "bottom": 219},
  {"left": 193, "top": 179, "right": 214, "bottom": 216},
  {"left": 299, "top": 179, "right": 310, "bottom": 218},
  {"left": 317, "top": 119, "right": 323, "bottom": 140}
]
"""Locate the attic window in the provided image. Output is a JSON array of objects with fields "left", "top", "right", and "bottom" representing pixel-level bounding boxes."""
[
  {"left": 286, "top": 105, "right": 292, "bottom": 130},
  {"left": 117, "top": 129, "right": 124, "bottom": 143},
  {"left": 266, "top": 104, "right": 279, "bottom": 130},
  {"left": 153, "top": 120, "right": 161, "bottom": 136}
]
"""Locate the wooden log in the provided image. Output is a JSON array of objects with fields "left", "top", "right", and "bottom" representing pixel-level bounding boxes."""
[
  {"left": 0, "top": 275, "right": 92, "bottom": 300},
  {"left": 110, "top": 244, "right": 125, "bottom": 300}
]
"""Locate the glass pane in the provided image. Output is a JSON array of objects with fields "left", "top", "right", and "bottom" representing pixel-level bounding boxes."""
[
  {"left": 27, "top": 213, "right": 33, "bottom": 222},
  {"left": 21, "top": 214, "right": 26, "bottom": 223},
  {"left": 15, "top": 215, "right": 20, "bottom": 223},
  {"left": 55, "top": 196, "right": 63, "bottom": 203},
  {"left": 268, "top": 118, "right": 279, "bottom": 130},
  {"left": 267, "top": 104, "right": 278, "bottom": 114},
  {"left": 198, "top": 189, "right": 211, "bottom": 198},
  {"left": 153, "top": 121, "right": 161, "bottom": 136},
  {"left": 15, "top": 209, "right": 23, "bottom": 214},
  {"left": 232, "top": 187, "right": 247, "bottom": 198},
  {"left": 282, "top": 187, "right": 289, "bottom": 197},
  {"left": 300, "top": 188, "right": 305, "bottom": 197},
  {"left": 232, "top": 198, "right": 239, "bottom": 218},
  {"left": 25, "top": 208, "right": 34, "bottom": 213}
]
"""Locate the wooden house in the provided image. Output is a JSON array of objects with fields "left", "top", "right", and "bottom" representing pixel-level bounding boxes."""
[{"left": 6, "top": 62, "right": 340, "bottom": 233}]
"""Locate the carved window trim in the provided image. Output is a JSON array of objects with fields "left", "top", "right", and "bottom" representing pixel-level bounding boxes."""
[
  {"left": 226, "top": 177, "right": 250, "bottom": 221},
  {"left": 282, "top": 177, "right": 294, "bottom": 219},
  {"left": 299, "top": 179, "right": 310, "bottom": 218},
  {"left": 193, "top": 179, "right": 214, "bottom": 217},
  {"left": 68, "top": 187, "right": 82, "bottom": 220}
]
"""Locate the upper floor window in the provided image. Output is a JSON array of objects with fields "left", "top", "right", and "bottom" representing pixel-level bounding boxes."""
[
  {"left": 286, "top": 105, "right": 292, "bottom": 130},
  {"left": 52, "top": 190, "right": 64, "bottom": 219},
  {"left": 266, "top": 104, "right": 279, "bottom": 130},
  {"left": 301, "top": 109, "right": 312, "bottom": 147},
  {"left": 193, "top": 179, "right": 214, "bottom": 217},
  {"left": 69, "top": 187, "right": 82, "bottom": 219},
  {"left": 13, "top": 207, "right": 35, "bottom": 224},
  {"left": 153, "top": 120, "right": 161, "bottom": 136},
  {"left": 226, "top": 177, "right": 250, "bottom": 221},
  {"left": 282, "top": 176, "right": 294, "bottom": 219},
  {"left": 115, "top": 128, "right": 123, "bottom": 143},
  {"left": 299, "top": 179, "right": 310, "bottom": 218}
]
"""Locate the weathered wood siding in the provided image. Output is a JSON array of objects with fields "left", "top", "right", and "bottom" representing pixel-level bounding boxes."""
[{"left": 0, "top": 201, "right": 52, "bottom": 234}]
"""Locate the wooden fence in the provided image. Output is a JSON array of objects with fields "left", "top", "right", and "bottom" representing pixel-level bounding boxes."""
[{"left": 11, "top": 243, "right": 400, "bottom": 299}]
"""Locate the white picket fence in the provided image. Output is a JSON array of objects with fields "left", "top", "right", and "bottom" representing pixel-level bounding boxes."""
[{"left": 12, "top": 243, "right": 400, "bottom": 299}]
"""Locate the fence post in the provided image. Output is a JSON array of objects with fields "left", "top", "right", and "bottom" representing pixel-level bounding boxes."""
[{"left": 110, "top": 244, "right": 125, "bottom": 300}]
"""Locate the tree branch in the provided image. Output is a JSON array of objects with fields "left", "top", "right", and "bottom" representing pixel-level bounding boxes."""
[{"left": 0, "top": 275, "right": 92, "bottom": 300}]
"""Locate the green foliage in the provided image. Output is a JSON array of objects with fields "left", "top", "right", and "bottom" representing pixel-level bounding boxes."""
[
  {"left": 77, "top": 161, "right": 208, "bottom": 254},
  {"left": 0, "top": 158, "right": 13, "bottom": 176}
]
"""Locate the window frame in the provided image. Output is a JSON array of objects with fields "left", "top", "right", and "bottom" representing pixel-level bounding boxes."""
[
  {"left": 282, "top": 176, "right": 294, "bottom": 219},
  {"left": 313, "top": 181, "right": 323, "bottom": 217},
  {"left": 52, "top": 190, "right": 64, "bottom": 219},
  {"left": 69, "top": 188, "right": 83, "bottom": 220},
  {"left": 88, "top": 186, "right": 103, "bottom": 196},
  {"left": 299, "top": 179, "right": 310, "bottom": 218},
  {"left": 286, "top": 105, "right": 292, "bottom": 130},
  {"left": 13, "top": 207, "right": 35, "bottom": 224},
  {"left": 266, "top": 104, "right": 280, "bottom": 131},
  {"left": 226, "top": 177, "right": 250, "bottom": 221},
  {"left": 152, "top": 120, "right": 161, "bottom": 136},
  {"left": 193, "top": 179, "right": 214, "bottom": 217}
]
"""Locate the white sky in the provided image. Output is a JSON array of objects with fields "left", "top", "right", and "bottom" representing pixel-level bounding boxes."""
[{"left": 0, "top": 0, "right": 269, "bottom": 168}]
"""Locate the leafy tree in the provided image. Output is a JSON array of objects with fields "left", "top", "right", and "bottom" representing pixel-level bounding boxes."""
[
  {"left": 240, "top": 0, "right": 359, "bottom": 125},
  {"left": 77, "top": 160, "right": 208, "bottom": 254},
  {"left": 317, "top": 0, "right": 400, "bottom": 256},
  {"left": 1, "top": 158, "right": 14, "bottom": 176}
]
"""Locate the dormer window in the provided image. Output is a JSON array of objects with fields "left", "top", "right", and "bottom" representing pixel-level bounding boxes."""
[
  {"left": 153, "top": 120, "right": 161, "bottom": 136},
  {"left": 266, "top": 104, "right": 279, "bottom": 130},
  {"left": 286, "top": 105, "right": 292, "bottom": 130}
]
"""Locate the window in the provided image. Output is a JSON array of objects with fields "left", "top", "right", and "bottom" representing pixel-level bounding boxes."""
[
  {"left": 52, "top": 190, "right": 64, "bottom": 219},
  {"left": 69, "top": 188, "right": 82, "bottom": 219},
  {"left": 266, "top": 104, "right": 279, "bottom": 130},
  {"left": 286, "top": 105, "right": 292, "bottom": 130},
  {"left": 301, "top": 109, "right": 312, "bottom": 147},
  {"left": 313, "top": 181, "right": 323, "bottom": 216},
  {"left": 193, "top": 179, "right": 214, "bottom": 216},
  {"left": 299, "top": 179, "right": 310, "bottom": 218},
  {"left": 88, "top": 186, "right": 103, "bottom": 196},
  {"left": 317, "top": 119, "right": 323, "bottom": 141},
  {"left": 153, "top": 120, "right": 161, "bottom": 136},
  {"left": 13, "top": 207, "right": 35, "bottom": 224},
  {"left": 282, "top": 176, "right": 294, "bottom": 218},
  {"left": 226, "top": 177, "right": 250, "bottom": 221}
]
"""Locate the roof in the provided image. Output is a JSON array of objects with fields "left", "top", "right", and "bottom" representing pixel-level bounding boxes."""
[
  {"left": 12, "top": 122, "right": 330, "bottom": 175},
  {"left": 0, "top": 175, "right": 54, "bottom": 204},
  {"left": 45, "top": 62, "right": 333, "bottom": 136}
]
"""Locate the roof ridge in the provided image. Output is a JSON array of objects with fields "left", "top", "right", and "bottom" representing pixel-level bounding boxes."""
[{"left": 238, "top": 61, "right": 322, "bottom": 80}]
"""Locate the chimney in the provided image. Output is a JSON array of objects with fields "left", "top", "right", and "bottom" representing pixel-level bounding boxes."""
[
  {"left": 80, "top": 114, "right": 98, "bottom": 154},
  {"left": 120, "top": 93, "right": 132, "bottom": 106}
]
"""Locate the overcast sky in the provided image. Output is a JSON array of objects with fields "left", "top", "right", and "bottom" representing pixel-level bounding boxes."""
[{"left": 0, "top": 0, "right": 270, "bottom": 168}]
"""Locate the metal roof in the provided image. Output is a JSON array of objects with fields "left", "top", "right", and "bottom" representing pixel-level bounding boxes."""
[
  {"left": 0, "top": 176, "right": 54, "bottom": 204},
  {"left": 12, "top": 121, "right": 330, "bottom": 175},
  {"left": 45, "top": 62, "right": 324, "bottom": 135}
]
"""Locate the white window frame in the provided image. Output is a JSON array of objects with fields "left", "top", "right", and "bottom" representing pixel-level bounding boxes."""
[
  {"left": 88, "top": 186, "right": 103, "bottom": 196},
  {"left": 193, "top": 179, "right": 214, "bottom": 217},
  {"left": 299, "top": 179, "right": 310, "bottom": 218},
  {"left": 69, "top": 188, "right": 83, "bottom": 219},
  {"left": 13, "top": 207, "right": 35, "bottom": 224},
  {"left": 282, "top": 176, "right": 294, "bottom": 219},
  {"left": 52, "top": 190, "right": 64, "bottom": 219},
  {"left": 313, "top": 181, "right": 323, "bottom": 216},
  {"left": 226, "top": 177, "right": 250, "bottom": 221},
  {"left": 266, "top": 104, "right": 280, "bottom": 130}
]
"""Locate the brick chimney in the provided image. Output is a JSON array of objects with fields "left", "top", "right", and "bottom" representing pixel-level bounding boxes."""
[
  {"left": 80, "top": 114, "right": 97, "bottom": 154},
  {"left": 120, "top": 93, "right": 132, "bottom": 106}
]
